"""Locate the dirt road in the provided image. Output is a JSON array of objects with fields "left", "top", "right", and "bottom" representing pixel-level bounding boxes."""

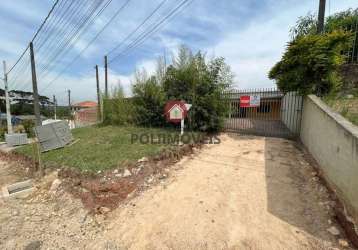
[
  {"left": 99, "top": 134, "right": 349, "bottom": 249},
  {"left": 0, "top": 134, "right": 353, "bottom": 249}
]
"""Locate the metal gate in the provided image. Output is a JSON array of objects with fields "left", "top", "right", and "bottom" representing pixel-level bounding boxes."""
[{"left": 224, "top": 88, "right": 303, "bottom": 139}]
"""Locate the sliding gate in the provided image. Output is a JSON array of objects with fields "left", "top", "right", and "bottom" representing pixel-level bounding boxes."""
[{"left": 224, "top": 89, "right": 303, "bottom": 139}]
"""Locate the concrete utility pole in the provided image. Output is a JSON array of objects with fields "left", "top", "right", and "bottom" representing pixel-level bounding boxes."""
[
  {"left": 104, "top": 55, "right": 108, "bottom": 98},
  {"left": 95, "top": 65, "right": 101, "bottom": 121},
  {"left": 29, "top": 42, "right": 42, "bottom": 126},
  {"left": 68, "top": 89, "right": 71, "bottom": 111},
  {"left": 53, "top": 95, "right": 57, "bottom": 120},
  {"left": 317, "top": 0, "right": 326, "bottom": 34},
  {"left": 2, "top": 61, "right": 13, "bottom": 134}
]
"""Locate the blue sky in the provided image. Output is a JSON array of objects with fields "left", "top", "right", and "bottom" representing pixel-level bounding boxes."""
[{"left": 0, "top": 0, "right": 357, "bottom": 104}]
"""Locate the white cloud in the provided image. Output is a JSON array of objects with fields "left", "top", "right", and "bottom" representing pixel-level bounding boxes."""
[{"left": 208, "top": 1, "right": 313, "bottom": 89}]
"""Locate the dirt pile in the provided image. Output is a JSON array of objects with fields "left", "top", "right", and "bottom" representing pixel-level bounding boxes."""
[{"left": 59, "top": 143, "right": 199, "bottom": 212}]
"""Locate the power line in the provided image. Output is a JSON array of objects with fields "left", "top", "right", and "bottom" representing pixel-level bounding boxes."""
[
  {"left": 37, "top": 0, "right": 114, "bottom": 79},
  {"left": 10, "top": 0, "right": 81, "bottom": 90},
  {"left": 41, "top": 0, "right": 133, "bottom": 92},
  {"left": 35, "top": 0, "right": 77, "bottom": 52},
  {"left": 106, "top": 0, "right": 168, "bottom": 56},
  {"left": 36, "top": 0, "right": 101, "bottom": 75},
  {"left": 7, "top": 0, "right": 61, "bottom": 74},
  {"left": 32, "top": 0, "right": 61, "bottom": 43},
  {"left": 109, "top": 0, "right": 192, "bottom": 63},
  {"left": 10, "top": 0, "right": 93, "bottom": 91}
]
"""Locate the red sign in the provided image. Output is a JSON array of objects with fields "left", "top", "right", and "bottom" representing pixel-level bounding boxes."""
[
  {"left": 240, "top": 96, "right": 250, "bottom": 108},
  {"left": 240, "top": 95, "right": 261, "bottom": 108},
  {"left": 164, "top": 100, "right": 188, "bottom": 124}
]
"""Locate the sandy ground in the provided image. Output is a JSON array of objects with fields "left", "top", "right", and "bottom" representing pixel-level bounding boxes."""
[{"left": 0, "top": 134, "right": 354, "bottom": 249}]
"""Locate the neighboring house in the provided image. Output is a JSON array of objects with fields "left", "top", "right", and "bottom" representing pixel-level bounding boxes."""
[
  {"left": 72, "top": 101, "right": 97, "bottom": 111},
  {"left": 72, "top": 101, "right": 98, "bottom": 127}
]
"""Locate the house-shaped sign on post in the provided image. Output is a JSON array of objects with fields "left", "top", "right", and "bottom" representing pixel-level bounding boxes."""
[
  {"left": 164, "top": 100, "right": 191, "bottom": 136},
  {"left": 164, "top": 100, "right": 188, "bottom": 123}
]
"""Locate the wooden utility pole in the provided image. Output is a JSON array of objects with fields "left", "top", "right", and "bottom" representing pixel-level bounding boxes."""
[
  {"left": 95, "top": 65, "right": 101, "bottom": 120},
  {"left": 2, "top": 61, "right": 13, "bottom": 134},
  {"left": 29, "top": 42, "right": 42, "bottom": 126},
  {"left": 104, "top": 55, "right": 108, "bottom": 98},
  {"left": 317, "top": 0, "right": 326, "bottom": 34},
  {"left": 53, "top": 95, "right": 57, "bottom": 120}
]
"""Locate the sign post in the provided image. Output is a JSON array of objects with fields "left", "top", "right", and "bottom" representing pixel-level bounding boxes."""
[{"left": 164, "top": 100, "right": 191, "bottom": 141}]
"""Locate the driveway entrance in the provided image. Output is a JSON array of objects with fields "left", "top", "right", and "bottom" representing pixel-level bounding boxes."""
[{"left": 224, "top": 89, "right": 303, "bottom": 139}]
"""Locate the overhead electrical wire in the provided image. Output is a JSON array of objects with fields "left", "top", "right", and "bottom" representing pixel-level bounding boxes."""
[
  {"left": 38, "top": 0, "right": 126, "bottom": 79},
  {"left": 7, "top": 0, "right": 61, "bottom": 75},
  {"left": 37, "top": 0, "right": 114, "bottom": 78},
  {"left": 41, "top": 0, "right": 133, "bottom": 92},
  {"left": 36, "top": 0, "right": 101, "bottom": 75},
  {"left": 109, "top": 0, "right": 193, "bottom": 63},
  {"left": 106, "top": 0, "right": 168, "bottom": 56},
  {"left": 42, "top": 0, "right": 189, "bottom": 92},
  {"left": 35, "top": 0, "right": 78, "bottom": 52},
  {"left": 9, "top": 1, "right": 78, "bottom": 89},
  {"left": 13, "top": 0, "right": 93, "bottom": 91}
]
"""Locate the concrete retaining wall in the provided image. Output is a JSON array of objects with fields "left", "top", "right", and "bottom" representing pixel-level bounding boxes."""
[{"left": 300, "top": 95, "right": 358, "bottom": 222}]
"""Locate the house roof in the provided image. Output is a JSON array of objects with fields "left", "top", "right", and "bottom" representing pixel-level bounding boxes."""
[{"left": 73, "top": 101, "right": 97, "bottom": 108}]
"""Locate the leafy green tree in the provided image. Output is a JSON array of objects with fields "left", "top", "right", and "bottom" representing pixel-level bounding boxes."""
[
  {"left": 270, "top": 9, "right": 358, "bottom": 96},
  {"left": 269, "top": 31, "right": 351, "bottom": 95}
]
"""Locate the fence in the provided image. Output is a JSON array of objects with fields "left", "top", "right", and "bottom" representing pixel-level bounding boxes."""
[{"left": 223, "top": 89, "right": 303, "bottom": 139}]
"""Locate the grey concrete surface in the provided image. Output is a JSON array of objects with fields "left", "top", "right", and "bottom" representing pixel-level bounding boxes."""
[{"left": 300, "top": 95, "right": 358, "bottom": 223}]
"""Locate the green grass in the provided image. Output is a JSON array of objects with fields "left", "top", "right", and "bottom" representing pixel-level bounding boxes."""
[
  {"left": 324, "top": 95, "right": 358, "bottom": 126},
  {"left": 15, "top": 125, "right": 197, "bottom": 172}
]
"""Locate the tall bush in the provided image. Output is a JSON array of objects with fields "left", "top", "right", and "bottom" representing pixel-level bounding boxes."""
[
  {"left": 103, "top": 85, "right": 135, "bottom": 125},
  {"left": 163, "top": 46, "right": 233, "bottom": 131},
  {"left": 132, "top": 69, "right": 166, "bottom": 127},
  {"left": 269, "top": 31, "right": 351, "bottom": 95}
]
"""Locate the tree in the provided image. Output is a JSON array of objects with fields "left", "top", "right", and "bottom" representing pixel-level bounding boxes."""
[
  {"left": 103, "top": 80, "right": 134, "bottom": 125},
  {"left": 270, "top": 9, "right": 357, "bottom": 96},
  {"left": 132, "top": 69, "right": 166, "bottom": 127},
  {"left": 163, "top": 47, "right": 233, "bottom": 132},
  {"left": 269, "top": 31, "right": 351, "bottom": 95}
]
